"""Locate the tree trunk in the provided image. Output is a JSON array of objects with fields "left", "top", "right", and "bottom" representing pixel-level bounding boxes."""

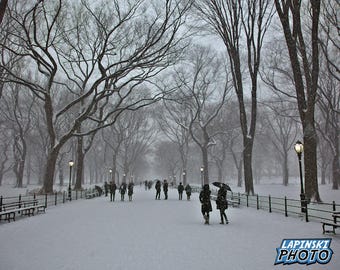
[
  {"left": 42, "top": 147, "right": 61, "bottom": 193},
  {"left": 243, "top": 137, "right": 254, "bottom": 195},
  {"left": 332, "top": 155, "right": 339, "bottom": 190},
  {"left": 112, "top": 153, "right": 118, "bottom": 184},
  {"left": 303, "top": 124, "right": 320, "bottom": 201},
  {"left": 320, "top": 167, "right": 326, "bottom": 185},
  {"left": 237, "top": 158, "right": 243, "bottom": 187},
  {"left": 75, "top": 136, "right": 84, "bottom": 190},
  {"left": 282, "top": 152, "right": 289, "bottom": 186},
  {"left": 202, "top": 146, "right": 209, "bottom": 185},
  {"left": 58, "top": 159, "right": 64, "bottom": 187}
]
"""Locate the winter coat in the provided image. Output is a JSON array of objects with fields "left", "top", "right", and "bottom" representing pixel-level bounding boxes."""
[
  {"left": 155, "top": 181, "right": 161, "bottom": 192},
  {"left": 199, "top": 185, "right": 212, "bottom": 213},
  {"left": 177, "top": 184, "right": 184, "bottom": 193},
  {"left": 185, "top": 184, "right": 192, "bottom": 195},
  {"left": 110, "top": 183, "right": 117, "bottom": 193},
  {"left": 128, "top": 183, "right": 134, "bottom": 196},
  {"left": 120, "top": 183, "right": 127, "bottom": 194},
  {"left": 216, "top": 188, "right": 228, "bottom": 211},
  {"left": 163, "top": 182, "right": 168, "bottom": 192}
]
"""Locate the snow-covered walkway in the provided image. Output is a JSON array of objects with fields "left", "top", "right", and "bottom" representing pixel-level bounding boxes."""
[{"left": 0, "top": 187, "right": 339, "bottom": 270}]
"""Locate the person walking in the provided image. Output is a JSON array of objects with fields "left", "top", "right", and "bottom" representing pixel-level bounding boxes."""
[
  {"left": 177, "top": 182, "right": 184, "bottom": 200},
  {"left": 185, "top": 183, "right": 192, "bottom": 201},
  {"left": 163, "top": 179, "right": 168, "bottom": 200},
  {"left": 216, "top": 186, "right": 228, "bottom": 224},
  {"left": 104, "top": 181, "right": 109, "bottom": 197},
  {"left": 120, "top": 183, "right": 127, "bottom": 201},
  {"left": 199, "top": 184, "right": 212, "bottom": 224},
  {"left": 128, "top": 182, "right": 134, "bottom": 201},
  {"left": 109, "top": 181, "right": 117, "bottom": 202},
  {"left": 155, "top": 180, "right": 161, "bottom": 200}
]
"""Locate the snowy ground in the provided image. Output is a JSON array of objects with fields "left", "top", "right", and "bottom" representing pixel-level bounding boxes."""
[{"left": 0, "top": 186, "right": 339, "bottom": 270}]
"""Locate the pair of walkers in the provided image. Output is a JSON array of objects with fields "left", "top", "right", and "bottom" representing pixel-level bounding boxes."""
[{"left": 199, "top": 184, "right": 228, "bottom": 225}]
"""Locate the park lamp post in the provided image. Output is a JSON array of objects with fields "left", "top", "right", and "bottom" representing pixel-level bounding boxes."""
[
  {"left": 182, "top": 170, "right": 186, "bottom": 185},
  {"left": 294, "top": 141, "right": 306, "bottom": 213},
  {"left": 200, "top": 166, "right": 204, "bottom": 187},
  {"left": 68, "top": 160, "right": 74, "bottom": 201},
  {"left": 109, "top": 169, "right": 113, "bottom": 182}
]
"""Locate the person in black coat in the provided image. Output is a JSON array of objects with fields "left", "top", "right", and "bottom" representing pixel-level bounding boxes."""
[
  {"left": 163, "top": 179, "right": 168, "bottom": 200},
  {"left": 128, "top": 182, "right": 134, "bottom": 201},
  {"left": 185, "top": 184, "right": 192, "bottom": 200},
  {"left": 109, "top": 181, "right": 117, "bottom": 202},
  {"left": 216, "top": 186, "right": 228, "bottom": 224},
  {"left": 104, "top": 181, "right": 109, "bottom": 197},
  {"left": 120, "top": 183, "right": 127, "bottom": 201},
  {"left": 199, "top": 184, "right": 212, "bottom": 224},
  {"left": 177, "top": 182, "right": 184, "bottom": 200},
  {"left": 155, "top": 180, "right": 161, "bottom": 200}
]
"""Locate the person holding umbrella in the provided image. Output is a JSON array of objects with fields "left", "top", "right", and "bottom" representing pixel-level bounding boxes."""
[
  {"left": 199, "top": 184, "right": 212, "bottom": 224},
  {"left": 216, "top": 186, "right": 228, "bottom": 224}
]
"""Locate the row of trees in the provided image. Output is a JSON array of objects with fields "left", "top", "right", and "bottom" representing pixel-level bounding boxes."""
[{"left": 0, "top": 1, "right": 339, "bottom": 201}]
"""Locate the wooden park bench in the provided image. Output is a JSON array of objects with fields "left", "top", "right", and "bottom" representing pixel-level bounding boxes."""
[
  {"left": 85, "top": 190, "right": 99, "bottom": 199},
  {"left": 0, "top": 199, "right": 46, "bottom": 223},
  {"left": 321, "top": 212, "right": 340, "bottom": 234}
]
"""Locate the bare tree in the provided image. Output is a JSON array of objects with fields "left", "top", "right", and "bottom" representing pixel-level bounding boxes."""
[
  {"left": 260, "top": 100, "right": 299, "bottom": 185},
  {"left": 170, "top": 45, "right": 231, "bottom": 185},
  {"left": 0, "top": 0, "right": 191, "bottom": 193},
  {"left": 316, "top": 0, "right": 340, "bottom": 190},
  {"left": 274, "top": 0, "right": 321, "bottom": 201},
  {"left": 117, "top": 109, "right": 157, "bottom": 183},
  {"left": 194, "top": 0, "right": 274, "bottom": 194},
  {"left": 156, "top": 100, "right": 192, "bottom": 185}
]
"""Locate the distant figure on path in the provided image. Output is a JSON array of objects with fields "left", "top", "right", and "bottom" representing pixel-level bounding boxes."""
[
  {"left": 163, "top": 179, "right": 168, "bottom": 200},
  {"left": 109, "top": 181, "right": 117, "bottom": 202},
  {"left": 120, "top": 183, "right": 127, "bottom": 201},
  {"left": 128, "top": 182, "right": 134, "bottom": 201},
  {"left": 155, "top": 180, "right": 161, "bottom": 200},
  {"left": 104, "top": 181, "right": 109, "bottom": 197},
  {"left": 216, "top": 186, "right": 228, "bottom": 224},
  {"left": 199, "top": 184, "right": 212, "bottom": 225},
  {"left": 177, "top": 182, "right": 184, "bottom": 200},
  {"left": 185, "top": 184, "right": 192, "bottom": 200}
]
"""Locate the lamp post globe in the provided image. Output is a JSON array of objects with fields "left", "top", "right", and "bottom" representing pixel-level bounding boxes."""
[
  {"left": 200, "top": 166, "right": 204, "bottom": 187},
  {"left": 294, "top": 141, "right": 306, "bottom": 213},
  {"left": 109, "top": 169, "right": 113, "bottom": 181},
  {"left": 68, "top": 160, "right": 74, "bottom": 201}
]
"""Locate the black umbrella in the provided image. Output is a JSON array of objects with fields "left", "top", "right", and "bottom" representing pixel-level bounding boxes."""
[{"left": 212, "top": 182, "right": 232, "bottom": 191}]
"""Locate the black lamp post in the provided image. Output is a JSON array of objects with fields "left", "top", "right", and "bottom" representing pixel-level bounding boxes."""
[
  {"left": 200, "top": 166, "right": 204, "bottom": 187},
  {"left": 68, "top": 160, "right": 74, "bottom": 201},
  {"left": 182, "top": 170, "right": 186, "bottom": 185},
  {"left": 294, "top": 141, "right": 306, "bottom": 213}
]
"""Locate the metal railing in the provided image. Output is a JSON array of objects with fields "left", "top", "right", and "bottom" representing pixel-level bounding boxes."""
[
  {"left": 0, "top": 189, "right": 89, "bottom": 211},
  {"left": 222, "top": 191, "right": 339, "bottom": 223}
]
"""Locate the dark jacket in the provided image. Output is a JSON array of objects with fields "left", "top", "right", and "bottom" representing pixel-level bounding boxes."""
[
  {"left": 185, "top": 184, "right": 192, "bottom": 195},
  {"left": 110, "top": 182, "right": 117, "bottom": 193},
  {"left": 199, "top": 185, "right": 212, "bottom": 212},
  {"left": 120, "top": 183, "right": 127, "bottom": 194},
  {"left": 177, "top": 184, "right": 184, "bottom": 193},
  {"left": 163, "top": 181, "right": 168, "bottom": 192},
  {"left": 155, "top": 181, "right": 161, "bottom": 191},
  {"left": 216, "top": 187, "right": 228, "bottom": 210},
  {"left": 128, "top": 183, "right": 134, "bottom": 196}
]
